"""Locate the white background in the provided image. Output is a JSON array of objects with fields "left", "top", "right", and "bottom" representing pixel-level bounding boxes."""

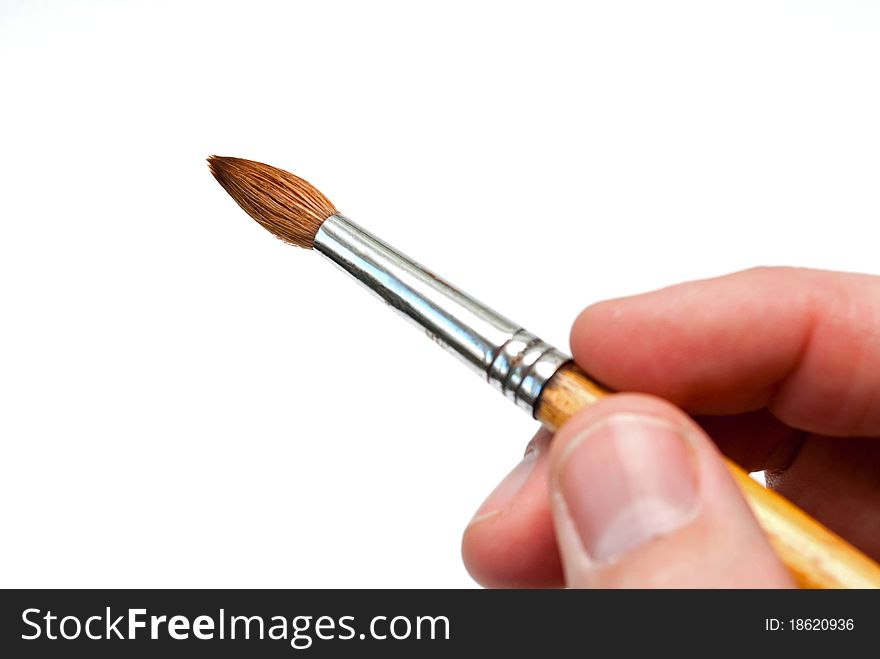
[{"left": 1, "top": 1, "right": 878, "bottom": 588}]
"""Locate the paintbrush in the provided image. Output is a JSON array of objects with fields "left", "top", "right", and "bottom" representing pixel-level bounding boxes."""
[{"left": 208, "top": 155, "right": 880, "bottom": 588}]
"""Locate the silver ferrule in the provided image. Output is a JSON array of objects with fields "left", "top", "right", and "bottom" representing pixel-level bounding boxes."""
[{"left": 313, "top": 214, "right": 570, "bottom": 415}]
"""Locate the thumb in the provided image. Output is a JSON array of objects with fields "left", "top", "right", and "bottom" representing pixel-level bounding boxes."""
[{"left": 547, "top": 394, "right": 794, "bottom": 588}]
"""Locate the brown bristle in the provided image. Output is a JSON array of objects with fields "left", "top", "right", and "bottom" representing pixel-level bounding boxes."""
[{"left": 207, "top": 156, "right": 337, "bottom": 248}]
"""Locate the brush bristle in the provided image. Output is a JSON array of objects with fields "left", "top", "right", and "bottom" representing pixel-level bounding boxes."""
[{"left": 208, "top": 156, "right": 337, "bottom": 248}]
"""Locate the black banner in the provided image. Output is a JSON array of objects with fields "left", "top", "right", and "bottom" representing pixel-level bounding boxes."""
[{"left": 1, "top": 589, "right": 875, "bottom": 657}]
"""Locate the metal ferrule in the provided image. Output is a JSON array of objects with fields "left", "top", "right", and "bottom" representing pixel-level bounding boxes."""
[{"left": 313, "top": 214, "right": 570, "bottom": 415}]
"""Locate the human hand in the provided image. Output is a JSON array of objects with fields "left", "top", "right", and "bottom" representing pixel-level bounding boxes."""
[{"left": 462, "top": 267, "right": 880, "bottom": 587}]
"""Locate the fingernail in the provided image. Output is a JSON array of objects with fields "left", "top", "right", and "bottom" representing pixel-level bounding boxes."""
[
  {"left": 556, "top": 413, "right": 698, "bottom": 563},
  {"left": 469, "top": 445, "right": 539, "bottom": 525}
]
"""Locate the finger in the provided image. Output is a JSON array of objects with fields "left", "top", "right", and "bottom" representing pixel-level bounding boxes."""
[
  {"left": 462, "top": 429, "right": 563, "bottom": 587},
  {"left": 766, "top": 436, "right": 880, "bottom": 561},
  {"left": 548, "top": 394, "right": 793, "bottom": 588},
  {"left": 702, "top": 413, "right": 880, "bottom": 551},
  {"left": 695, "top": 409, "right": 806, "bottom": 472},
  {"left": 571, "top": 267, "right": 880, "bottom": 436}
]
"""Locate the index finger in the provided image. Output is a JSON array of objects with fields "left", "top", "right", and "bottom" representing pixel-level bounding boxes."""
[{"left": 571, "top": 267, "right": 880, "bottom": 437}]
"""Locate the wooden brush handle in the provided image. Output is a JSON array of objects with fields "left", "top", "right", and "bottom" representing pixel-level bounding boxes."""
[{"left": 535, "top": 362, "right": 880, "bottom": 589}]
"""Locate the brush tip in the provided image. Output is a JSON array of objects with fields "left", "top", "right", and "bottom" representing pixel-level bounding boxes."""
[{"left": 207, "top": 155, "right": 337, "bottom": 249}]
